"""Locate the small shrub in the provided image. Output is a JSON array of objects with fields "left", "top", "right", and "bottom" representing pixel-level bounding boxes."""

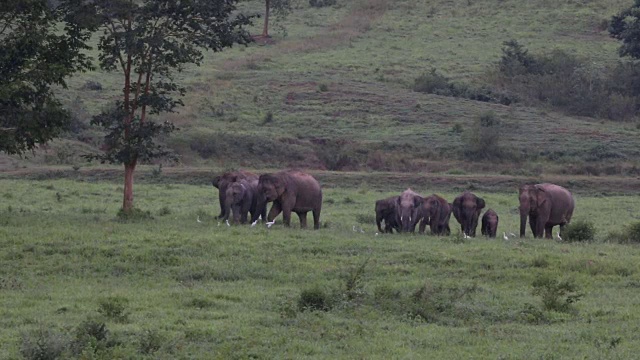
[
  {"left": 624, "top": 221, "right": 640, "bottom": 243},
  {"left": 116, "top": 208, "right": 153, "bottom": 223},
  {"left": 344, "top": 257, "right": 369, "bottom": 301},
  {"left": 519, "top": 303, "right": 548, "bottom": 324},
  {"left": 463, "top": 111, "right": 504, "bottom": 160},
  {"left": 450, "top": 123, "right": 463, "bottom": 134},
  {"left": 531, "top": 275, "right": 583, "bottom": 313},
  {"left": 530, "top": 255, "right": 549, "bottom": 268},
  {"left": 83, "top": 80, "right": 103, "bottom": 91},
  {"left": 138, "top": 329, "right": 164, "bottom": 355},
  {"left": 343, "top": 196, "right": 355, "bottom": 204},
  {"left": 71, "top": 317, "right": 110, "bottom": 355},
  {"left": 97, "top": 296, "right": 130, "bottom": 323},
  {"left": 157, "top": 206, "right": 172, "bottom": 216},
  {"left": 20, "top": 328, "right": 70, "bottom": 360},
  {"left": 413, "top": 68, "right": 452, "bottom": 94},
  {"left": 318, "top": 83, "right": 329, "bottom": 92},
  {"left": 309, "top": 0, "right": 337, "bottom": 8},
  {"left": 562, "top": 220, "right": 596, "bottom": 242},
  {"left": 298, "top": 287, "right": 331, "bottom": 311},
  {"left": 262, "top": 111, "right": 274, "bottom": 125}
]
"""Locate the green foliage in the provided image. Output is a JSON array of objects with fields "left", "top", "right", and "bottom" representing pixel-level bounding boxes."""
[
  {"left": 413, "top": 69, "right": 514, "bottom": 105},
  {"left": 97, "top": 297, "right": 130, "bottom": 323},
  {"left": 531, "top": 275, "right": 583, "bottom": 313},
  {"left": 355, "top": 213, "right": 375, "bottom": 225},
  {"left": 137, "top": 329, "right": 164, "bottom": 355},
  {"left": 562, "top": 220, "right": 596, "bottom": 242},
  {"left": 462, "top": 111, "right": 504, "bottom": 160},
  {"left": 609, "top": 1, "right": 640, "bottom": 59},
  {"left": 298, "top": 287, "right": 331, "bottom": 311},
  {"left": 20, "top": 328, "right": 70, "bottom": 360},
  {"left": 116, "top": 208, "right": 153, "bottom": 223},
  {"left": 309, "top": 0, "right": 336, "bottom": 8},
  {"left": 0, "top": 0, "right": 93, "bottom": 155}
]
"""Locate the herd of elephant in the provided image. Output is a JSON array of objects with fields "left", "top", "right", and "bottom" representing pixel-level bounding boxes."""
[{"left": 212, "top": 170, "right": 576, "bottom": 238}]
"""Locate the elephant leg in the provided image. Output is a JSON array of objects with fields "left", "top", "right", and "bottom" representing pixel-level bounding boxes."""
[
  {"left": 544, "top": 224, "right": 554, "bottom": 239},
  {"left": 218, "top": 193, "right": 226, "bottom": 219},
  {"left": 282, "top": 206, "right": 292, "bottom": 227},
  {"left": 418, "top": 218, "right": 427, "bottom": 234},
  {"left": 297, "top": 211, "right": 308, "bottom": 229},
  {"left": 529, "top": 215, "right": 538, "bottom": 238},
  {"left": 312, "top": 207, "right": 321, "bottom": 230},
  {"left": 535, "top": 218, "right": 546, "bottom": 239},
  {"left": 267, "top": 202, "right": 282, "bottom": 222}
]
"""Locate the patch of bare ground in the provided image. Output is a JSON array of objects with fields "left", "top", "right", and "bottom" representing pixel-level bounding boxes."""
[{"left": 222, "top": 0, "right": 388, "bottom": 71}]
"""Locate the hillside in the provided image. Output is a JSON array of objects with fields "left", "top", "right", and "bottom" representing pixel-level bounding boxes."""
[{"left": 3, "top": 0, "right": 638, "bottom": 175}]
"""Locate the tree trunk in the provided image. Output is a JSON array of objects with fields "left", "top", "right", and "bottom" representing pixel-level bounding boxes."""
[
  {"left": 262, "top": 0, "right": 270, "bottom": 37},
  {"left": 123, "top": 160, "right": 137, "bottom": 212}
]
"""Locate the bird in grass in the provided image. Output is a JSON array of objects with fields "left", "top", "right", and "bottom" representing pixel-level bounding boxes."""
[
  {"left": 217, "top": 221, "right": 221, "bottom": 227},
  {"left": 197, "top": 216, "right": 202, "bottom": 223},
  {"left": 463, "top": 233, "right": 470, "bottom": 239},
  {"left": 251, "top": 219, "right": 259, "bottom": 227},
  {"left": 509, "top": 232, "right": 517, "bottom": 238},
  {"left": 225, "top": 219, "right": 230, "bottom": 227},
  {"left": 266, "top": 220, "right": 276, "bottom": 228},
  {"left": 503, "top": 232, "right": 509, "bottom": 241},
  {"left": 556, "top": 232, "right": 563, "bottom": 241}
]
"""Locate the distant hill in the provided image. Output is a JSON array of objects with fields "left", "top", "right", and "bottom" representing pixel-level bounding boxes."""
[{"left": 4, "top": 0, "right": 638, "bottom": 176}]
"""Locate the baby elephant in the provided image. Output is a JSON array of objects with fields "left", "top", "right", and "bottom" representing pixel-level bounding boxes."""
[
  {"left": 375, "top": 196, "right": 400, "bottom": 233},
  {"left": 481, "top": 209, "right": 499, "bottom": 238}
]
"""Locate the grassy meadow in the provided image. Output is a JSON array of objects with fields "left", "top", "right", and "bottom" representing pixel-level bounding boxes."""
[{"left": 1, "top": 178, "right": 640, "bottom": 358}]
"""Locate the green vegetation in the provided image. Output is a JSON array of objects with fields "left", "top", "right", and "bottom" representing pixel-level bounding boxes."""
[{"left": 2, "top": 179, "right": 640, "bottom": 358}]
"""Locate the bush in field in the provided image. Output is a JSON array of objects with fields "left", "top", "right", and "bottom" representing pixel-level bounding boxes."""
[
  {"left": 531, "top": 275, "right": 582, "bottom": 313},
  {"left": 562, "top": 220, "right": 596, "bottom": 242},
  {"left": 413, "top": 69, "right": 514, "bottom": 105},
  {"left": 462, "top": 111, "right": 504, "bottom": 160},
  {"left": 298, "top": 287, "right": 331, "bottom": 311},
  {"left": 309, "top": 0, "right": 336, "bottom": 7},
  {"left": 97, "top": 296, "right": 130, "bottom": 323},
  {"left": 20, "top": 328, "right": 70, "bottom": 360},
  {"left": 609, "top": 221, "right": 640, "bottom": 244}
]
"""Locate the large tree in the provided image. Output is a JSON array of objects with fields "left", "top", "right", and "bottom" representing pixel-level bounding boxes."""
[
  {"left": 79, "top": 0, "right": 254, "bottom": 213},
  {"left": 0, "top": 0, "right": 93, "bottom": 154},
  {"left": 609, "top": 1, "right": 640, "bottom": 59}
]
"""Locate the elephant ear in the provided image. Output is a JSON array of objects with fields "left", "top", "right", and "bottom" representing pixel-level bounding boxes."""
[
  {"left": 212, "top": 176, "right": 221, "bottom": 188},
  {"left": 413, "top": 196, "right": 424, "bottom": 209},
  {"left": 273, "top": 176, "right": 287, "bottom": 196},
  {"left": 476, "top": 197, "right": 486, "bottom": 210},
  {"left": 534, "top": 185, "right": 549, "bottom": 207}
]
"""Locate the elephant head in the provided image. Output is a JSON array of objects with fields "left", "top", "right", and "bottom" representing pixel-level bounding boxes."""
[
  {"left": 224, "top": 181, "right": 249, "bottom": 223},
  {"left": 519, "top": 184, "right": 542, "bottom": 237},
  {"left": 258, "top": 174, "right": 286, "bottom": 202},
  {"left": 397, "top": 189, "right": 423, "bottom": 233},
  {"left": 452, "top": 191, "right": 485, "bottom": 237}
]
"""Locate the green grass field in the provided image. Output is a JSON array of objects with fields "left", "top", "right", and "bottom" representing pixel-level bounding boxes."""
[{"left": 2, "top": 178, "right": 640, "bottom": 358}]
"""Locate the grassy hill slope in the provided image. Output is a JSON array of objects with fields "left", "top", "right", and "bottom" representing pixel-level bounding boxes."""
[{"left": 4, "top": 0, "right": 638, "bottom": 175}]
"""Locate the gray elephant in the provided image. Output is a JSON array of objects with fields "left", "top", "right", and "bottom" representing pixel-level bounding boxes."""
[
  {"left": 452, "top": 191, "right": 485, "bottom": 237},
  {"left": 222, "top": 179, "right": 266, "bottom": 225},
  {"left": 258, "top": 170, "right": 323, "bottom": 229},
  {"left": 375, "top": 196, "right": 400, "bottom": 233},
  {"left": 212, "top": 170, "right": 258, "bottom": 219},
  {"left": 418, "top": 194, "right": 452, "bottom": 236},
  {"left": 481, "top": 209, "right": 498, "bottom": 238},
  {"left": 397, "top": 188, "right": 424, "bottom": 233},
  {"left": 519, "top": 183, "right": 574, "bottom": 238}
]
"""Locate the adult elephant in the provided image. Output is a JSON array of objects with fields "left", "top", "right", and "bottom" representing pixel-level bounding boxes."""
[
  {"left": 211, "top": 170, "right": 257, "bottom": 219},
  {"left": 258, "top": 170, "right": 323, "bottom": 229},
  {"left": 452, "top": 191, "right": 485, "bottom": 237},
  {"left": 519, "top": 183, "right": 574, "bottom": 239},
  {"left": 222, "top": 179, "right": 266, "bottom": 225},
  {"left": 418, "top": 194, "right": 452, "bottom": 236},
  {"left": 481, "top": 209, "right": 499, "bottom": 238},
  {"left": 375, "top": 196, "right": 400, "bottom": 233},
  {"left": 397, "top": 189, "right": 424, "bottom": 233}
]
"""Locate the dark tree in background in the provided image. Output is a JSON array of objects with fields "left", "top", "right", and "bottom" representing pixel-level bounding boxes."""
[
  {"left": 261, "top": 0, "right": 292, "bottom": 37},
  {"left": 609, "top": 1, "right": 640, "bottom": 59},
  {"left": 77, "top": 0, "right": 254, "bottom": 213},
  {"left": 0, "top": 0, "right": 93, "bottom": 155}
]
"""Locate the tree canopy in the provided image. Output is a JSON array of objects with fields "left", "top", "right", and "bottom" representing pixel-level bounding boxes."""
[
  {"left": 76, "top": 0, "right": 254, "bottom": 212},
  {"left": 609, "top": 0, "right": 640, "bottom": 59},
  {"left": 0, "top": 0, "right": 93, "bottom": 155}
]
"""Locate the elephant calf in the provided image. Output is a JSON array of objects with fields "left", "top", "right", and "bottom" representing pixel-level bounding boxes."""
[
  {"left": 375, "top": 196, "right": 400, "bottom": 233},
  {"left": 222, "top": 179, "right": 266, "bottom": 225},
  {"left": 481, "top": 209, "right": 499, "bottom": 238},
  {"left": 212, "top": 170, "right": 258, "bottom": 219},
  {"left": 452, "top": 191, "right": 485, "bottom": 237}
]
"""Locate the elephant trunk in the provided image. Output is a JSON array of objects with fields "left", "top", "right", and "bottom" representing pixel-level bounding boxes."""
[
  {"left": 232, "top": 204, "right": 241, "bottom": 225},
  {"left": 463, "top": 209, "right": 475, "bottom": 236},
  {"left": 519, "top": 208, "right": 527, "bottom": 238},
  {"left": 223, "top": 196, "right": 234, "bottom": 222}
]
